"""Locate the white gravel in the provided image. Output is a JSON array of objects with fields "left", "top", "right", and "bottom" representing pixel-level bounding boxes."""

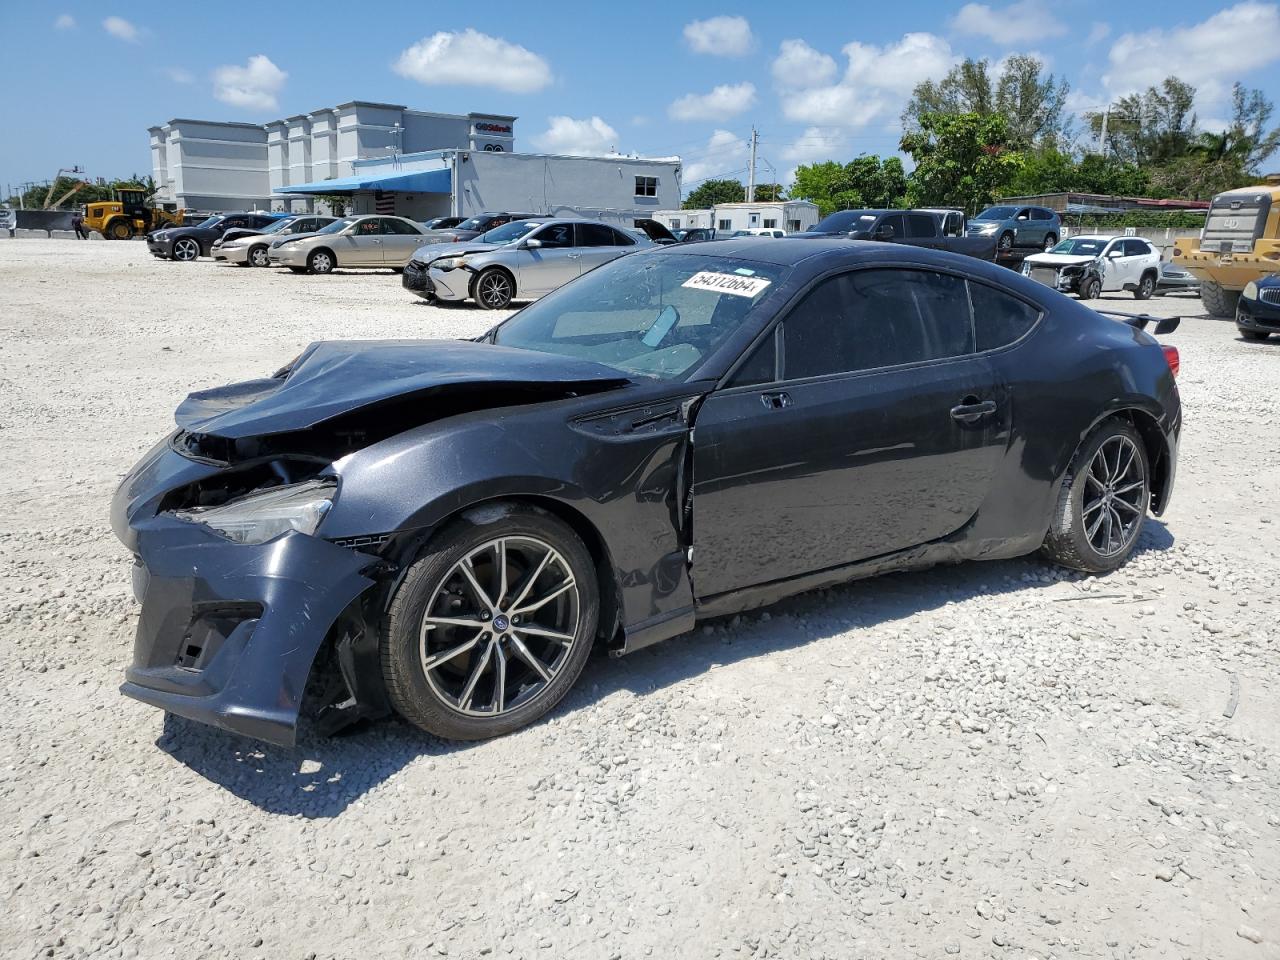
[{"left": 2, "top": 238, "right": 1278, "bottom": 959}]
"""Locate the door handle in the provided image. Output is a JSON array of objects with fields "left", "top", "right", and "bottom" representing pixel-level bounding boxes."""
[
  {"left": 950, "top": 397, "right": 997, "bottom": 422},
  {"left": 760, "top": 391, "right": 792, "bottom": 410}
]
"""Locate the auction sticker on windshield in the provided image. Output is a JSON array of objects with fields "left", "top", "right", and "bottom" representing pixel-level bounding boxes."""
[{"left": 682, "top": 271, "right": 772, "bottom": 298}]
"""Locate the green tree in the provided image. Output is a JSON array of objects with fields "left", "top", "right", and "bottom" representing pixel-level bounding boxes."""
[
  {"left": 752, "top": 182, "right": 786, "bottom": 201},
  {"left": 1085, "top": 77, "right": 1198, "bottom": 167},
  {"left": 789, "top": 156, "right": 906, "bottom": 216},
  {"left": 900, "top": 113, "right": 1024, "bottom": 212},
  {"left": 683, "top": 178, "right": 745, "bottom": 208},
  {"left": 1005, "top": 149, "right": 1149, "bottom": 197},
  {"left": 904, "top": 56, "right": 1070, "bottom": 149}
]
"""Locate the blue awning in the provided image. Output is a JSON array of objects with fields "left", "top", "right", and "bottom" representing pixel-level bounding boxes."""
[{"left": 274, "top": 166, "right": 451, "bottom": 195}]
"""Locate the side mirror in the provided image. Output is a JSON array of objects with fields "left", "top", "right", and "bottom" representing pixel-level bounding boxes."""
[
  {"left": 1107, "top": 249, "right": 1122, "bottom": 258},
  {"left": 523, "top": 238, "right": 543, "bottom": 249},
  {"left": 874, "top": 225, "right": 894, "bottom": 240},
  {"left": 1016, "top": 214, "right": 1029, "bottom": 221}
]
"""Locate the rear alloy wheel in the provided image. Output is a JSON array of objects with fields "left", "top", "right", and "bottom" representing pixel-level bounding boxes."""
[
  {"left": 1078, "top": 276, "right": 1102, "bottom": 300},
  {"left": 381, "top": 505, "right": 598, "bottom": 740},
  {"left": 474, "top": 267, "right": 514, "bottom": 309},
  {"left": 172, "top": 238, "right": 199, "bottom": 262},
  {"left": 1041, "top": 418, "right": 1150, "bottom": 573},
  {"left": 1134, "top": 273, "right": 1155, "bottom": 300},
  {"left": 308, "top": 249, "right": 334, "bottom": 274},
  {"left": 1042, "top": 233, "right": 1058, "bottom": 251},
  {"left": 108, "top": 220, "right": 133, "bottom": 240},
  {"left": 249, "top": 245, "right": 270, "bottom": 267}
]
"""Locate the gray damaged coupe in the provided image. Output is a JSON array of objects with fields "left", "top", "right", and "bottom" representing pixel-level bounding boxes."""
[{"left": 113, "top": 240, "right": 1181, "bottom": 747}]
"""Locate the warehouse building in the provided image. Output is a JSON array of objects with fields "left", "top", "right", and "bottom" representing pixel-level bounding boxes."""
[
  {"left": 653, "top": 200, "right": 820, "bottom": 234},
  {"left": 148, "top": 99, "right": 680, "bottom": 227}
]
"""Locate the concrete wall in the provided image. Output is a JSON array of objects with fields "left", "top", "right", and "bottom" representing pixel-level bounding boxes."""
[
  {"left": 1062, "top": 225, "right": 1198, "bottom": 259},
  {"left": 455, "top": 152, "right": 680, "bottom": 226}
]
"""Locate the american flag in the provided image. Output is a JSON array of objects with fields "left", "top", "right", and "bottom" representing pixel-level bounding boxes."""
[{"left": 374, "top": 191, "right": 396, "bottom": 215}]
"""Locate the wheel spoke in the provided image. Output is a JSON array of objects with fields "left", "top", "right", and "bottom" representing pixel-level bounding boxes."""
[
  {"left": 1113, "top": 479, "right": 1145, "bottom": 497},
  {"left": 508, "top": 633, "right": 553, "bottom": 682},
  {"left": 514, "top": 623, "right": 575, "bottom": 644},
  {"left": 495, "top": 540, "right": 508, "bottom": 607},
  {"left": 1086, "top": 507, "right": 1107, "bottom": 542},
  {"left": 1082, "top": 497, "right": 1107, "bottom": 516},
  {"left": 507, "top": 548, "right": 557, "bottom": 611},
  {"left": 512, "top": 576, "right": 576, "bottom": 615},
  {"left": 1114, "top": 443, "right": 1136, "bottom": 482},
  {"left": 492, "top": 643, "right": 507, "bottom": 713},
  {"left": 424, "top": 615, "right": 486, "bottom": 629},
  {"left": 1084, "top": 472, "right": 1106, "bottom": 494},
  {"left": 423, "top": 630, "right": 485, "bottom": 670},
  {"left": 459, "top": 557, "right": 496, "bottom": 612},
  {"left": 458, "top": 639, "right": 495, "bottom": 710},
  {"left": 1113, "top": 497, "right": 1142, "bottom": 516}
]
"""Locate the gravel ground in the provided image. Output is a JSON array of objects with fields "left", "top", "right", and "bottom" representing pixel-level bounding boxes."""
[{"left": 2, "top": 238, "right": 1278, "bottom": 960}]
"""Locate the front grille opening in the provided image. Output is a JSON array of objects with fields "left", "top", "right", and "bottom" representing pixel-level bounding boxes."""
[{"left": 175, "top": 603, "right": 263, "bottom": 672}]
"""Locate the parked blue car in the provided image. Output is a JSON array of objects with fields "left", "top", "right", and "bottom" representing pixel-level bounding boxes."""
[{"left": 966, "top": 205, "right": 1061, "bottom": 252}]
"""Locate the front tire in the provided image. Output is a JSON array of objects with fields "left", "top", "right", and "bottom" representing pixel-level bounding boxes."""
[
  {"left": 308, "top": 249, "right": 335, "bottom": 274},
  {"left": 1134, "top": 272, "right": 1155, "bottom": 300},
  {"left": 1042, "top": 233, "right": 1057, "bottom": 251},
  {"left": 1077, "top": 276, "right": 1102, "bottom": 300},
  {"left": 108, "top": 219, "right": 133, "bottom": 240},
  {"left": 1200, "top": 280, "right": 1239, "bottom": 318},
  {"left": 172, "top": 237, "right": 199, "bottom": 261},
  {"left": 1041, "top": 418, "right": 1149, "bottom": 573},
  {"left": 473, "top": 267, "right": 515, "bottom": 309},
  {"left": 998, "top": 231, "right": 1014, "bottom": 252},
  {"left": 382, "top": 504, "right": 598, "bottom": 740},
  {"left": 249, "top": 245, "right": 270, "bottom": 267}
]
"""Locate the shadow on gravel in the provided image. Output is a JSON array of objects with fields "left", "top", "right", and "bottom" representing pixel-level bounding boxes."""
[{"left": 159, "top": 520, "right": 1174, "bottom": 817}]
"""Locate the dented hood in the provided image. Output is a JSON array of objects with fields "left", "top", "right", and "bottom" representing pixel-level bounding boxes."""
[{"left": 175, "top": 339, "right": 631, "bottom": 439}]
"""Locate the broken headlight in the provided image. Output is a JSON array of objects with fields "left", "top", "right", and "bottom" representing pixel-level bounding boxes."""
[
  {"left": 174, "top": 479, "right": 336, "bottom": 544},
  {"left": 431, "top": 256, "right": 467, "bottom": 271}
]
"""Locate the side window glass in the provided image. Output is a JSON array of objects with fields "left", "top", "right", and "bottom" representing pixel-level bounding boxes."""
[
  {"left": 534, "top": 223, "right": 573, "bottom": 248},
  {"left": 906, "top": 214, "right": 936, "bottom": 238},
  {"left": 877, "top": 214, "right": 904, "bottom": 238},
  {"left": 969, "top": 281, "right": 1041, "bottom": 351},
  {"left": 383, "top": 218, "right": 419, "bottom": 235},
  {"left": 726, "top": 331, "right": 777, "bottom": 387},
  {"left": 575, "top": 223, "right": 617, "bottom": 247},
  {"left": 781, "top": 269, "right": 973, "bottom": 380},
  {"left": 610, "top": 228, "right": 636, "bottom": 246}
]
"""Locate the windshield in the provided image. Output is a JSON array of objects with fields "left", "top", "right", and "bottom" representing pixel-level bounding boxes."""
[
  {"left": 317, "top": 218, "right": 356, "bottom": 235},
  {"left": 456, "top": 216, "right": 489, "bottom": 231},
  {"left": 480, "top": 220, "right": 543, "bottom": 244},
  {"left": 195, "top": 216, "right": 223, "bottom": 229},
  {"left": 814, "top": 210, "right": 878, "bottom": 233},
  {"left": 974, "top": 206, "right": 1018, "bottom": 220},
  {"left": 1049, "top": 238, "right": 1106, "bottom": 256},
  {"left": 257, "top": 218, "right": 297, "bottom": 235},
  {"left": 493, "top": 252, "right": 788, "bottom": 381}
]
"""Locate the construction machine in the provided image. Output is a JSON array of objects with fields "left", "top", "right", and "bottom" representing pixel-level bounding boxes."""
[
  {"left": 83, "top": 188, "right": 185, "bottom": 240},
  {"left": 1172, "top": 175, "right": 1280, "bottom": 317}
]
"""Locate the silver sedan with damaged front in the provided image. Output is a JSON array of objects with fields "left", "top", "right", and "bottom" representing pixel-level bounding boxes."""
[
  {"left": 268, "top": 215, "right": 429, "bottom": 274},
  {"left": 402, "top": 218, "right": 672, "bottom": 309}
]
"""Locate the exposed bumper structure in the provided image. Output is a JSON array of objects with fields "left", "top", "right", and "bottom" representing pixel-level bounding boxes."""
[
  {"left": 121, "top": 518, "right": 375, "bottom": 745},
  {"left": 425, "top": 265, "right": 471, "bottom": 302},
  {"left": 212, "top": 243, "right": 251, "bottom": 265},
  {"left": 401, "top": 259, "right": 436, "bottom": 298}
]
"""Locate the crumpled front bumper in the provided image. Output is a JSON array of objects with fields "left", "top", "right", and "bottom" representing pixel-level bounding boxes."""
[
  {"left": 426, "top": 265, "right": 470, "bottom": 301},
  {"left": 267, "top": 244, "right": 309, "bottom": 266},
  {"left": 122, "top": 519, "right": 376, "bottom": 745},
  {"left": 212, "top": 244, "right": 250, "bottom": 264}
]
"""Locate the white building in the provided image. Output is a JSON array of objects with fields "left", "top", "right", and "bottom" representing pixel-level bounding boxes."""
[
  {"left": 148, "top": 99, "right": 681, "bottom": 227},
  {"left": 654, "top": 200, "right": 820, "bottom": 234}
]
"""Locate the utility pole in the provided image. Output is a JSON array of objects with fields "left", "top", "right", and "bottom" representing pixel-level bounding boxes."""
[
  {"left": 1099, "top": 105, "right": 1110, "bottom": 158},
  {"left": 746, "top": 127, "right": 758, "bottom": 203}
]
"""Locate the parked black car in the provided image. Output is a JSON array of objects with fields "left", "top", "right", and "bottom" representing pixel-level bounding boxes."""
[
  {"left": 1236, "top": 275, "right": 1280, "bottom": 341},
  {"left": 416, "top": 211, "right": 540, "bottom": 248},
  {"left": 147, "top": 212, "right": 286, "bottom": 262},
  {"left": 791, "top": 209, "right": 997, "bottom": 260},
  {"left": 212, "top": 215, "right": 338, "bottom": 267},
  {"left": 113, "top": 240, "right": 1180, "bottom": 747},
  {"left": 422, "top": 216, "right": 466, "bottom": 230}
]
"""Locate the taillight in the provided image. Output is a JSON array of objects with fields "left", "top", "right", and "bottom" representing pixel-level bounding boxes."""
[{"left": 1162, "top": 345, "right": 1180, "bottom": 378}]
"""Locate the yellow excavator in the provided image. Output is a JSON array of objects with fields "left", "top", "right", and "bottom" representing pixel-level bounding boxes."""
[{"left": 83, "top": 188, "right": 185, "bottom": 240}]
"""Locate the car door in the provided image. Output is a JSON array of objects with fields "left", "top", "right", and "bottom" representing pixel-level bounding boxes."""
[
  {"left": 574, "top": 223, "right": 634, "bottom": 273},
  {"left": 380, "top": 217, "right": 427, "bottom": 266},
  {"left": 516, "top": 222, "right": 579, "bottom": 295},
  {"left": 691, "top": 266, "right": 1012, "bottom": 598},
  {"left": 342, "top": 217, "right": 386, "bottom": 265},
  {"left": 872, "top": 213, "right": 906, "bottom": 242},
  {"left": 905, "top": 212, "right": 942, "bottom": 249}
]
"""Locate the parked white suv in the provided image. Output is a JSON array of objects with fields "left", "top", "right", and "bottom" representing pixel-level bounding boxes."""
[{"left": 1021, "top": 235, "right": 1162, "bottom": 300}]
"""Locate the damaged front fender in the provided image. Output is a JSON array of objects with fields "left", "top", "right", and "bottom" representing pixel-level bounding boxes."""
[{"left": 122, "top": 519, "right": 376, "bottom": 746}]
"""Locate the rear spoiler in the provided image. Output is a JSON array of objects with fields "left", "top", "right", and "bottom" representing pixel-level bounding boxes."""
[{"left": 1095, "top": 309, "right": 1181, "bottom": 335}]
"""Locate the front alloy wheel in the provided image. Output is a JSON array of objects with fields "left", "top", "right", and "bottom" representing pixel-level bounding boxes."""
[
  {"left": 249, "top": 245, "right": 270, "bottom": 267},
  {"left": 998, "top": 231, "right": 1014, "bottom": 251},
  {"left": 1135, "top": 274, "right": 1155, "bottom": 300},
  {"left": 382, "top": 505, "right": 598, "bottom": 740},
  {"left": 1043, "top": 233, "right": 1058, "bottom": 251},
  {"left": 474, "top": 268, "right": 514, "bottom": 309},
  {"left": 172, "top": 238, "right": 199, "bottom": 261}
]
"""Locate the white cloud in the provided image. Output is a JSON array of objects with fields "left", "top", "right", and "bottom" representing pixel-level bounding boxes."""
[
  {"left": 54, "top": 14, "right": 75, "bottom": 30},
  {"left": 1104, "top": 2, "right": 1280, "bottom": 99},
  {"left": 668, "top": 82, "right": 757, "bottom": 122},
  {"left": 683, "top": 129, "right": 750, "bottom": 185},
  {"left": 682, "top": 16, "right": 754, "bottom": 57},
  {"left": 393, "top": 29, "right": 551, "bottom": 93},
  {"left": 531, "top": 116, "right": 620, "bottom": 156},
  {"left": 950, "top": 1, "right": 1066, "bottom": 44},
  {"left": 213, "top": 55, "right": 287, "bottom": 111},
  {"left": 102, "top": 16, "right": 139, "bottom": 42},
  {"left": 1086, "top": 22, "right": 1111, "bottom": 45},
  {"left": 771, "top": 39, "right": 837, "bottom": 90},
  {"left": 165, "top": 67, "right": 194, "bottom": 84},
  {"left": 779, "top": 33, "right": 957, "bottom": 128}
]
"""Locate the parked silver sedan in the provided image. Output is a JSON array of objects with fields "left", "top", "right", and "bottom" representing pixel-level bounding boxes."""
[
  {"left": 402, "top": 218, "right": 666, "bottom": 309},
  {"left": 268, "top": 215, "right": 429, "bottom": 274}
]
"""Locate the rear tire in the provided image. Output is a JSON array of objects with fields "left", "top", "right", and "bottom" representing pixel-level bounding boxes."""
[
  {"left": 381, "top": 503, "right": 598, "bottom": 740},
  {"left": 1041, "top": 418, "right": 1150, "bottom": 573},
  {"left": 1200, "top": 280, "right": 1239, "bottom": 318},
  {"left": 1240, "top": 328, "right": 1271, "bottom": 341},
  {"left": 108, "top": 219, "right": 133, "bottom": 241},
  {"left": 1134, "top": 272, "right": 1156, "bottom": 300}
]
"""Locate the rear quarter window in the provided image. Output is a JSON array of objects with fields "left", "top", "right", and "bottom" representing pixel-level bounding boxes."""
[{"left": 969, "top": 280, "right": 1042, "bottom": 351}]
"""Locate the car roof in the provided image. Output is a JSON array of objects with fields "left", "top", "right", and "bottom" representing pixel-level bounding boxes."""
[{"left": 1065, "top": 234, "right": 1121, "bottom": 242}]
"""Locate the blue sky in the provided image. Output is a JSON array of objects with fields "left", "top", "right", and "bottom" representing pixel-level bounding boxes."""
[{"left": 2, "top": 1, "right": 1278, "bottom": 197}]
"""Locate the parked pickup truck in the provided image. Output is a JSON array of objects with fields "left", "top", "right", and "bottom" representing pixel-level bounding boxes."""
[{"left": 789, "top": 208, "right": 997, "bottom": 260}]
